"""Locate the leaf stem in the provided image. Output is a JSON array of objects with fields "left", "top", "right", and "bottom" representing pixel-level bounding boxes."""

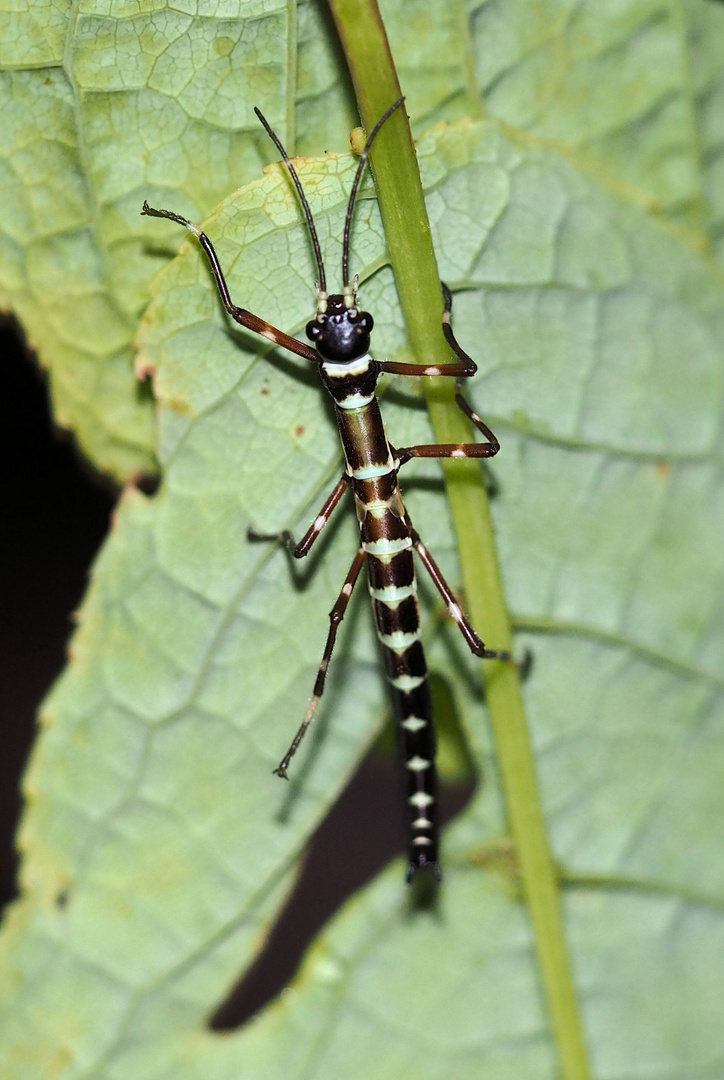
[{"left": 327, "top": 2, "right": 591, "bottom": 1077}]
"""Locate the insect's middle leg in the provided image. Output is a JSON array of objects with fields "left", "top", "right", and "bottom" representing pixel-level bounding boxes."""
[
  {"left": 377, "top": 283, "right": 501, "bottom": 463},
  {"left": 395, "top": 383, "right": 500, "bottom": 465},
  {"left": 274, "top": 547, "right": 366, "bottom": 778},
  {"left": 410, "top": 526, "right": 509, "bottom": 661},
  {"left": 248, "top": 475, "right": 349, "bottom": 559}
]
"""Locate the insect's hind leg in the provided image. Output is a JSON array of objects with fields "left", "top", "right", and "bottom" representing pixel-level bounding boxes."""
[
  {"left": 274, "top": 548, "right": 366, "bottom": 778},
  {"left": 410, "top": 526, "right": 510, "bottom": 661},
  {"left": 248, "top": 475, "right": 349, "bottom": 559}
]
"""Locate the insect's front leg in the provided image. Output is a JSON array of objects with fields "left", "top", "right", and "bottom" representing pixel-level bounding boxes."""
[
  {"left": 141, "top": 202, "right": 320, "bottom": 364},
  {"left": 248, "top": 475, "right": 350, "bottom": 559},
  {"left": 376, "top": 283, "right": 478, "bottom": 379}
]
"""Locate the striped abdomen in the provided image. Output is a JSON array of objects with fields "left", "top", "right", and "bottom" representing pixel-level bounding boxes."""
[{"left": 335, "top": 396, "right": 440, "bottom": 880}]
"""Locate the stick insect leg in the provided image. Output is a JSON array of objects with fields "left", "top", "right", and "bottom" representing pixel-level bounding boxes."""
[
  {"left": 141, "top": 202, "right": 319, "bottom": 364},
  {"left": 248, "top": 475, "right": 349, "bottom": 559},
  {"left": 376, "top": 284, "right": 480, "bottom": 379},
  {"left": 394, "top": 376, "right": 500, "bottom": 465},
  {"left": 395, "top": 385, "right": 500, "bottom": 465},
  {"left": 274, "top": 548, "right": 367, "bottom": 778},
  {"left": 410, "top": 527, "right": 510, "bottom": 661},
  {"left": 380, "top": 282, "right": 501, "bottom": 462}
]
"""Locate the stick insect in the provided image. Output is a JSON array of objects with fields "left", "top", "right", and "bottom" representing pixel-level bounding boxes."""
[{"left": 142, "top": 98, "right": 509, "bottom": 881}]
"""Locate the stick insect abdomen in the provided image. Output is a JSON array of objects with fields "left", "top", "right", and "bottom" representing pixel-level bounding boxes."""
[{"left": 334, "top": 395, "right": 440, "bottom": 879}]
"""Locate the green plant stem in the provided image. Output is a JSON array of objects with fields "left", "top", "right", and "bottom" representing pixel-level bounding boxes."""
[{"left": 327, "top": 2, "right": 591, "bottom": 1077}]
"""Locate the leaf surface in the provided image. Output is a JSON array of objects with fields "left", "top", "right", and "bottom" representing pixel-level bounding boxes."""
[
  {"left": 3, "top": 106, "right": 724, "bottom": 1076},
  {"left": 4, "top": 2, "right": 724, "bottom": 1078},
  {"left": 3, "top": 0, "right": 721, "bottom": 475},
  {"left": 0, "top": 0, "right": 356, "bottom": 478}
]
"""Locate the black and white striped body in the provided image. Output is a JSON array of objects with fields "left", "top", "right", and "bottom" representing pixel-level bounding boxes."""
[{"left": 320, "top": 343, "right": 439, "bottom": 877}]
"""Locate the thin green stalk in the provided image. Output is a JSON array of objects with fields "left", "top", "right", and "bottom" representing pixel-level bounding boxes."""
[{"left": 326, "top": 2, "right": 591, "bottom": 1077}]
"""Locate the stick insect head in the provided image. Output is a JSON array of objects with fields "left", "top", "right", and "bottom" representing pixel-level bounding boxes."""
[{"left": 255, "top": 99, "right": 405, "bottom": 362}]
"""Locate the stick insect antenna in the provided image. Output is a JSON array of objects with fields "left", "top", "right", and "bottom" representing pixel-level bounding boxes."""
[
  {"left": 342, "top": 97, "right": 405, "bottom": 290},
  {"left": 254, "top": 106, "right": 327, "bottom": 293}
]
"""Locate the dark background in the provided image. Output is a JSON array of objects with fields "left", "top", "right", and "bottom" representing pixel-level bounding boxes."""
[
  {"left": 1, "top": 319, "right": 115, "bottom": 907},
  {"left": 0, "top": 319, "right": 471, "bottom": 1024}
]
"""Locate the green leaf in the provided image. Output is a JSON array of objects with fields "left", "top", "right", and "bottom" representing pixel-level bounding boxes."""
[
  {"left": 4, "top": 105, "right": 724, "bottom": 1075},
  {"left": 4, "top": 2, "right": 724, "bottom": 1078},
  {"left": 0, "top": 0, "right": 356, "bottom": 480},
  {"left": 466, "top": 0, "right": 704, "bottom": 231},
  {"left": 4, "top": 1, "right": 722, "bottom": 477}
]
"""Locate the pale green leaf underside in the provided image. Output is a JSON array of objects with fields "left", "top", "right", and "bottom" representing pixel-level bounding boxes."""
[
  {"left": 2, "top": 113, "right": 723, "bottom": 1078},
  {"left": 1, "top": 0, "right": 723, "bottom": 477}
]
